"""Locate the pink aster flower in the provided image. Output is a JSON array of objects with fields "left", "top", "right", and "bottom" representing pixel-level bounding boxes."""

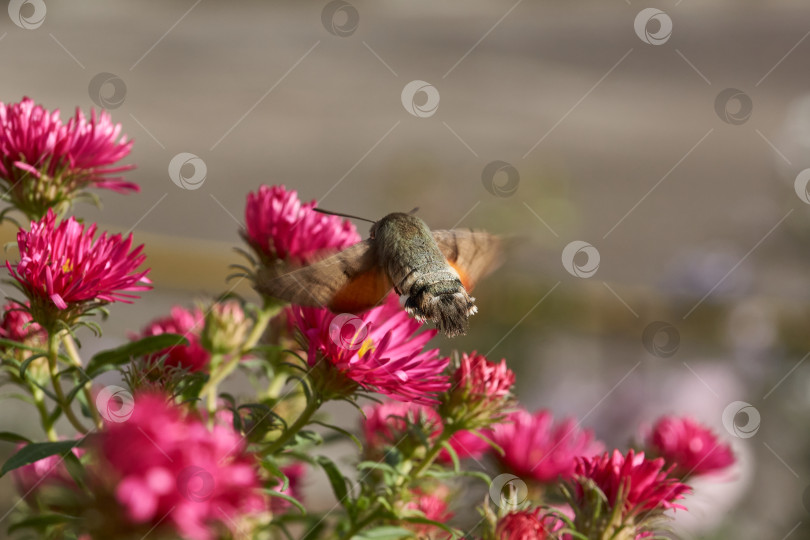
[
  {"left": 97, "top": 394, "right": 264, "bottom": 540},
  {"left": 645, "top": 416, "right": 735, "bottom": 479},
  {"left": 442, "top": 351, "right": 514, "bottom": 428},
  {"left": 269, "top": 463, "right": 305, "bottom": 515},
  {"left": 0, "top": 300, "right": 44, "bottom": 345},
  {"left": 136, "top": 306, "right": 210, "bottom": 372},
  {"left": 0, "top": 97, "right": 135, "bottom": 218},
  {"left": 495, "top": 509, "right": 563, "bottom": 540},
  {"left": 492, "top": 409, "right": 603, "bottom": 484},
  {"left": 292, "top": 294, "right": 450, "bottom": 404},
  {"left": 573, "top": 449, "right": 690, "bottom": 518},
  {"left": 12, "top": 444, "right": 83, "bottom": 505},
  {"left": 244, "top": 185, "right": 360, "bottom": 265},
  {"left": 6, "top": 210, "right": 150, "bottom": 322},
  {"left": 362, "top": 401, "right": 442, "bottom": 459}
]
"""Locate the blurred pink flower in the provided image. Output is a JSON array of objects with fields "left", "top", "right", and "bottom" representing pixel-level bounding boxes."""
[
  {"left": 0, "top": 301, "right": 44, "bottom": 344},
  {"left": 492, "top": 409, "right": 603, "bottom": 483},
  {"left": 437, "top": 429, "right": 493, "bottom": 464},
  {"left": 405, "top": 488, "right": 453, "bottom": 537},
  {"left": 573, "top": 449, "right": 690, "bottom": 518},
  {"left": 12, "top": 444, "right": 83, "bottom": 503},
  {"left": 7, "top": 210, "right": 150, "bottom": 317},
  {"left": 292, "top": 295, "right": 450, "bottom": 404},
  {"left": 495, "top": 508, "right": 562, "bottom": 540},
  {"left": 136, "top": 306, "right": 210, "bottom": 372},
  {"left": 98, "top": 394, "right": 264, "bottom": 540},
  {"left": 0, "top": 97, "right": 135, "bottom": 217},
  {"left": 244, "top": 185, "right": 360, "bottom": 265},
  {"left": 269, "top": 463, "right": 305, "bottom": 514},
  {"left": 646, "top": 416, "right": 735, "bottom": 478},
  {"left": 362, "top": 401, "right": 441, "bottom": 453}
]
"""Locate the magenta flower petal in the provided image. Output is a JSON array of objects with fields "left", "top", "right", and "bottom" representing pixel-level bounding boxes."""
[
  {"left": 646, "top": 416, "right": 735, "bottom": 478},
  {"left": 6, "top": 209, "right": 151, "bottom": 318}
]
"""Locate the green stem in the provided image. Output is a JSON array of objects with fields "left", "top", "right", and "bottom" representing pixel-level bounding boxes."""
[
  {"left": 47, "top": 331, "right": 87, "bottom": 434},
  {"left": 265, "top": 396, "right": 321, "bottom": 454},
  {"left": 199, "top": 304, "right": 278, "bottom": 410},
  {"left": 31, "top": 384, "right": 57, "bottom": 441},
  {"left": 62, "top": 333, "right": 102, "bottom": 429}
]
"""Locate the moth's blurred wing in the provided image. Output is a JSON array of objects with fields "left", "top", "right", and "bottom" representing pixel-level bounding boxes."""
[
  {"left": 255, "top": 240, "right": 393, "bottom": 313},
  {"left": 432, "top": 230, "right": 502, "bottom": 290}
]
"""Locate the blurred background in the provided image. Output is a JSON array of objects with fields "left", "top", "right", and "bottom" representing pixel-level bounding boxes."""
[{"left": 2, "top": 0, "right": 810, "bottom": 538}]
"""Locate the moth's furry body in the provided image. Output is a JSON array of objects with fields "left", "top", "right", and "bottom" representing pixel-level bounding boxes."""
[
  {"left": 373, "top": 213, "right": 475, "bottom": 337},
  {"left": 255, "top": 211, "right": 500, "bottom": 337}
]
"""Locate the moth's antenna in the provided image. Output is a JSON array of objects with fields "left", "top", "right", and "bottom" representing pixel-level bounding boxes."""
[
  {"left": 314, "top": 208, "right": 376, "bottom": 224},
  {"left": 408, "top": 207, "right": 419, "bottom": 215}
]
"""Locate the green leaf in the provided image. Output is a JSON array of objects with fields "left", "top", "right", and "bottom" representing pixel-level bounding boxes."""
[
  {"left": 402, "top": 515, "right": 457, "bottom": 536},
  {"left": 0, "top": 440, "right": 83, "bottom": 476},
  {"left": 310, "top": 420, "right": 363, "bottom": 450},
  {"left": 8, "top": 513, "right": 79, "bottom": 534},
  {"left": 351, "top": 526, "right": 413, "bottom": 540},
  {"left": 264, "top": 488, "right": 306, "bottom": 514},
  {"left": 315, "top": 455, "right": 350, "bottom": 508},
  {"left": 86, "top": 334, "right": 188, "bottom": 376},
  {"left": 0, "top": 431, "right": 32, "bottom": 444},
  {"left": 440, "top": 440, "right": 460, "bottom": 472},
  {"left": 0, "top": 338, "right": 45, "bottom": 353}
]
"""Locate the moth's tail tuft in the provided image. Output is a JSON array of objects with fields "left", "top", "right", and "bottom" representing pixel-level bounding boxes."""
[{"left": 404, "top": 289, "right": 476, "bottom": 337}]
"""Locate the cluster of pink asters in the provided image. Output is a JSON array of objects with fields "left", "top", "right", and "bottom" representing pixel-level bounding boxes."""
[
  {"left": 292, "top": 294, "right": 450, "bottom": 404},
  {"left": 244, "top": 184, "right": 360, "bottom": 265},
  {"left": 645, "top": 416, "right": 735, "bottom": 479},
  {"left": 135, "top": 305, "right": 210, "bottom": 372},
  {"left": 97, "top": 394, "right": 265, "bottom": 540},
  {"left": 0, "top": 97, "right": 136, "bottom": 218},
  {"left": 7, "top": 209, "right": 151, "bottom": 325}
]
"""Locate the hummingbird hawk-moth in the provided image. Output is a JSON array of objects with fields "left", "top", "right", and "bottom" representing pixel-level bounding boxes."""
[{"left": 256, "top": 211, "right": 501, "bottom": 337}]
